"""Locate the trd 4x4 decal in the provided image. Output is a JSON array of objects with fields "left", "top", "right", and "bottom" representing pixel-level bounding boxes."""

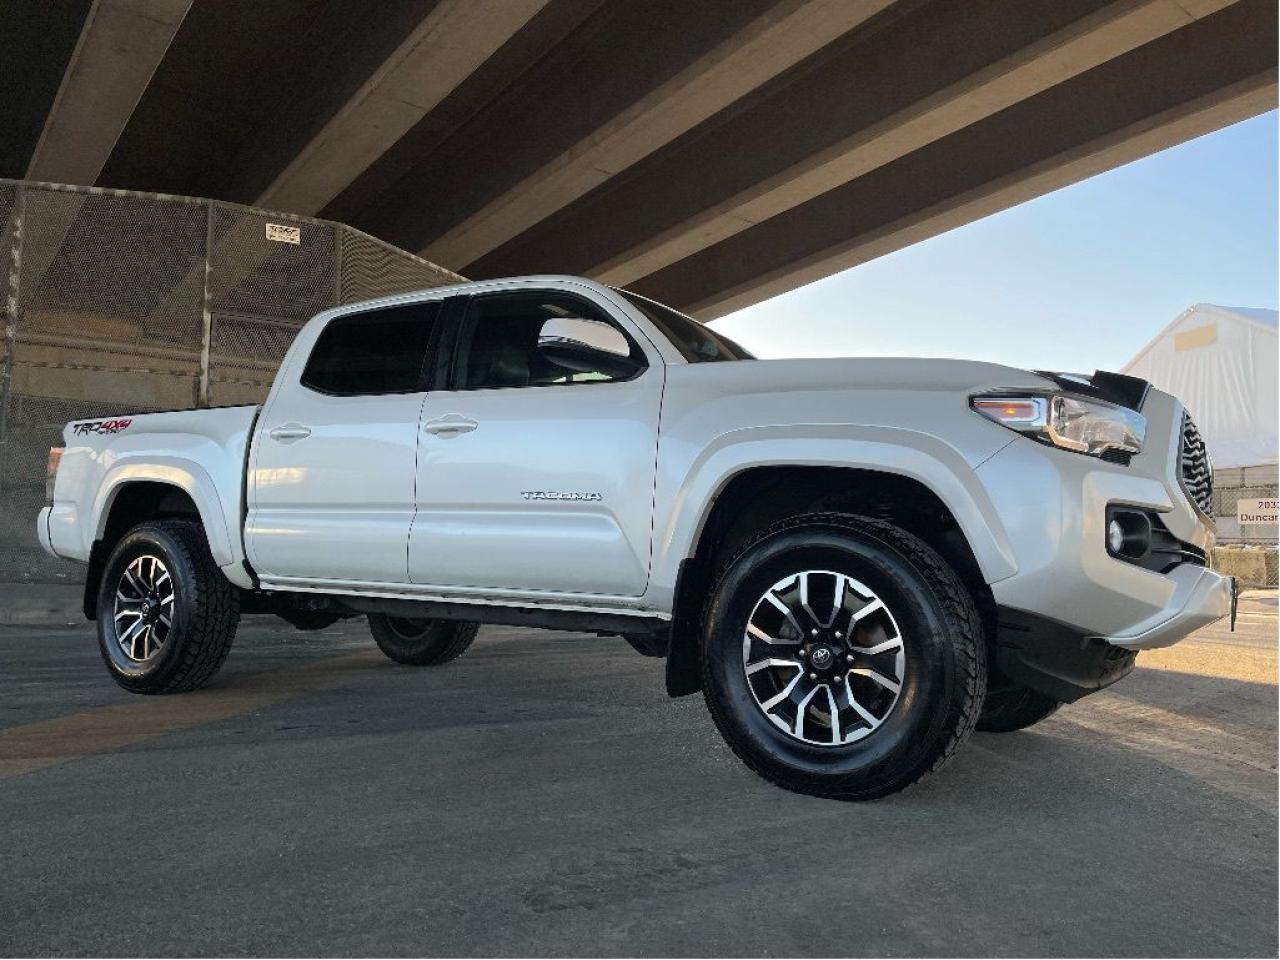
[{"left": 73, "top": 418, "right": 133, "bottom": 436}]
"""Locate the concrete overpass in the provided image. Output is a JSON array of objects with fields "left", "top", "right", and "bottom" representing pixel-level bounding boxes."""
[{"left": 4, "top": 0, "right": 1276, "bottom": 318}]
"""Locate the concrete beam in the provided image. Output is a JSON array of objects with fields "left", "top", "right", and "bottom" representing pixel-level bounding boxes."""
[
  {"left": 317, "top": 0, "right": 608, "bottom": 228},
  {"left": 24, "top": 0, "right": 191, "bottom": 186},
  {"left": 255, "top": 0, "right": 550, "bottom": 216},
  {"left": 585, "top": 0, "right": 1238, "bottom": 288},
  {"left": 419, "top": 0, "right": 898, "bottom": 269},
  {"left": 693, "top": 73, "right": 1275, "bottom": 318},
  {"left": 621, "top": 0, "right": 1276, "bottom": 318}
]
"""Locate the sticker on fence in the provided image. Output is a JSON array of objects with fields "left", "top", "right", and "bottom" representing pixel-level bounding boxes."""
[
  {"left": 1237, "top": 498, "right": 1279, "bottom": 525},
  {"left": 265, "top": 222, "right": 301, "bottom": 244}
]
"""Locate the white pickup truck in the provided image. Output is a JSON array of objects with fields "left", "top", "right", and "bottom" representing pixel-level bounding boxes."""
[{"left": 38, "top": 276, "right": 1231, "bottom": 798}]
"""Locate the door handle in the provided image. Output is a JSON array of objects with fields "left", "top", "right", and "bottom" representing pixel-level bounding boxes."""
[
  {"left": 422, "top": 415, "right": 478, "bottom": 437},
  {"left": 269, "top": 423, "right": 311, "bottom": 442}
]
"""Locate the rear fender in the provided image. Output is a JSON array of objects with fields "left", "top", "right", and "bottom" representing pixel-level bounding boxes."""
[{"left": 91, "top": 459, "right": 248, "bottom": 586}]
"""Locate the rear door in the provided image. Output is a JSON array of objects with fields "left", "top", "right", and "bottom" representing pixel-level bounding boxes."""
[
  {"left": 246, "top": 300, "right": 442, "bottom": 584},
  {"left": 408, "top": 288, "right": 663, "bottom": 597}
]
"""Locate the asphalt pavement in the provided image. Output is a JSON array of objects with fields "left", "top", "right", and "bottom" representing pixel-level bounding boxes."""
[{"left": 1, "top": 596, "right": 1276, "bottom": 957}]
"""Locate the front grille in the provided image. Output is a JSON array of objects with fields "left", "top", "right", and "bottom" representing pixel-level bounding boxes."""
[{"left": 1179, "top": 413, "right": 1213, "bottom": 515}]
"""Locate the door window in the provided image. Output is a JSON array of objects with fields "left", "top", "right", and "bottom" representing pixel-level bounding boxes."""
[
  {"left": 302, "top": 301, "right": 441, "bottom": 396},
  {"left": 451, "top": 292, "right": 644, "bottom": 390},
  {"left": 613, "top": 287, "right": 754, "bottom": 362}
]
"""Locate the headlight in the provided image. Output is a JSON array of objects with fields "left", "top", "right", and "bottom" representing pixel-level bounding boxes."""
[{"left": 971, "top": 394, "right": 1145, "bottom": 458}]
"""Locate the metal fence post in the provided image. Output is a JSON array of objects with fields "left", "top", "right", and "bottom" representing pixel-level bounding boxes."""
[
  {"left": 198, "top": 199, "right": 214, "bottom": 408},
  {"left": 334, "top": 224, "right": 344, "bottom": 307},
  {"left": 0, "top": 184, "right": 25, "bottom": 497}
]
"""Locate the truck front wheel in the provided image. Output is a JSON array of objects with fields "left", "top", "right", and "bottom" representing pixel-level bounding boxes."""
[
  {"left": 96, "top": 520, "right": 240, "bottom": 694},
  {"left": 367, "top": 615, "right": 478, "bottom": 666},
  {"left": 700, "top": 514, "right": 986, "bottom": 800}
]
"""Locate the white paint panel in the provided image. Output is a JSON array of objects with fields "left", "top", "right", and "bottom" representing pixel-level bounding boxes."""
[
  {"left": 247, "top": 389, "right": 425, "bottom": 583},
  {"left": 410, "top": 376, "right": 661, "bottom": 596}
]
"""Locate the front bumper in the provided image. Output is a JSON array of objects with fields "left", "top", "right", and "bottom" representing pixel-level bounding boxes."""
[
  {"left": 974, "top": 388, "right": 1227, "bottom": 655},
  {"left": 991, "top": 564, "right": 1230, "bottom": 701},
  {"left": 1099, "top": 563, "right": 1232, "bottom": 649}
]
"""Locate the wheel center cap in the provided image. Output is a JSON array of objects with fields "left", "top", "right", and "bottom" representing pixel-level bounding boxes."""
[{"left": 809, "top": 645, "right": 834, "bottom": 669}]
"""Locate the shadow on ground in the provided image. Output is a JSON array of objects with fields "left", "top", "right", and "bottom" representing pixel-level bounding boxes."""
[{"left": 0, "top": 618, "right": 1275, "bottom": 957}]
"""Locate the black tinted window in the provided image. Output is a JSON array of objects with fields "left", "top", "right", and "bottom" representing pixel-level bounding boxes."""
[
  {"left": 302, "top": 302, "right": 439, "bottom": 395},
  {"left": 453, "top": 292, "right": 642, "bottom": 390},
  {"left": 613, "top": 288, "right": 753, "bottom": 362}
]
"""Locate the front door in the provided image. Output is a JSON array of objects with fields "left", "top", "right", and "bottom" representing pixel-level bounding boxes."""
[
  {"left": 246, "top": 300, "right": 441, "bottom": 584},
  {"left": 409, "top": 289, "right": 662, "bottom": 597}
]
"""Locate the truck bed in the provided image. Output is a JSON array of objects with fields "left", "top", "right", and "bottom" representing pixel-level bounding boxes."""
[{"left": 41, "top": 405, "right": 261, "bottom": 587}]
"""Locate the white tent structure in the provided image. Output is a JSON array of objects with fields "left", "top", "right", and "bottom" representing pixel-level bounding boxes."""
[{"left": 1122, "top": 303, "right": 1278, "bottom": 470}]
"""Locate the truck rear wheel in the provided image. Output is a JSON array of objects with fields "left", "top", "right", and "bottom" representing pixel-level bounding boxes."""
[
  {"left": 96, "top": 520, "right": 240, "bottom": 694},
  {"left": 367, "top": 615, "right": 478, "bottom": 666},
  {"left": 700, "top": 513, "right": 986, "bottom": 800},
  {"left": 977, "top": 684, "right": 1061, "bottom": 732}
]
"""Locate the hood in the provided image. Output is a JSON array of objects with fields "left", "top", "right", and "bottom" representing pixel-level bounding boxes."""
[
  {"left": 689, "top": 356, "right": 1062, "bottom": 396},
  {"left": 659, "top": 356, "right": 1083, "bottom": 472}
]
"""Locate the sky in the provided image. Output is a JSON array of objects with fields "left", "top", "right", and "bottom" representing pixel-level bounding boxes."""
[{"left": 711, "top": 111, "right": 1278, "bottom": 374}]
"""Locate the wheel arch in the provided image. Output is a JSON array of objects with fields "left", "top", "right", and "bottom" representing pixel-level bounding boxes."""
[
  {"left": 84, "top": 466, "right": 245, "bottom": 619},
  {"left": 664, "top": 460, "right": 1006, "bottom": 698}
]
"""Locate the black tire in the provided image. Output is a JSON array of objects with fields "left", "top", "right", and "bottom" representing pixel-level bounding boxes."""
[
  {"left": 700, "top": 513, "right": 986, "bottom": 800},
  {"left": 96, "top": 520, "right": 240, "bottom": 694},
  {"left": 368, "top": 615, "right": 478, "bottom": 666},
  {"left": 977, "top": 684, "right": 1062, "bottom": 732}
]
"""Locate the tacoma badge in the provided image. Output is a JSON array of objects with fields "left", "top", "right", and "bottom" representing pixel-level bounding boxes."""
[{"left": 520, "top": 490, "right": 603, "bottom": 502}]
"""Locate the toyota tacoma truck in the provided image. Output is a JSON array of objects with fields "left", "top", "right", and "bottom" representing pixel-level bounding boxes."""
[{"left": 38, "top": 276, "right": 1231, "bottom": 799}]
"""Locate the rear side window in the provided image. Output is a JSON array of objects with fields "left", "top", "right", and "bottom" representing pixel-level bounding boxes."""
[{"left": 302, "top": 301, "right": 440, "bottom": 396}]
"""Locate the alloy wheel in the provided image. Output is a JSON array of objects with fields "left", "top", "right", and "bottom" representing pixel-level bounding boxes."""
[
  {"left": 112, "top": 554, "right": 175, "bottom": 662},
  {"left": 742, "top": 569, "right": 905, "bottom": 746}
]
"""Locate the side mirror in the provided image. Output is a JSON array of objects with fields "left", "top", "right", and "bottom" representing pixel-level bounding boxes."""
[{"left": 537, "top": 317, "right": 639, "bottom": 379}]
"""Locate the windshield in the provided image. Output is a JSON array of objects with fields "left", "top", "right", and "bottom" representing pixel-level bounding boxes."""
[{"left": 613, "top": 288, "right": 754, "bottom": 362}]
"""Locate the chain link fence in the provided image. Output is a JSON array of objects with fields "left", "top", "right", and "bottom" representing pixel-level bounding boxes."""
[{"left": 0, "top": 180, "right": 462, "bottom": 585}]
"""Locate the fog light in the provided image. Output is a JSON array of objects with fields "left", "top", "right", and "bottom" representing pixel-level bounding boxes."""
[
  {"left": 1108, "top": 519, "right": 1125, "bottom": 555},
  {"left": 1106, "top": 507, "right": 1153, "bottom": 561}
]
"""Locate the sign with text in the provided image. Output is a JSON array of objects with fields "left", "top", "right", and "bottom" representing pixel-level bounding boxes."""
[
  {"left": 1237, "top": 498, "right": 1278, "bottom": 525},
  {"left": 265, "top": 222, "right": 301, "bottom": 244}
]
